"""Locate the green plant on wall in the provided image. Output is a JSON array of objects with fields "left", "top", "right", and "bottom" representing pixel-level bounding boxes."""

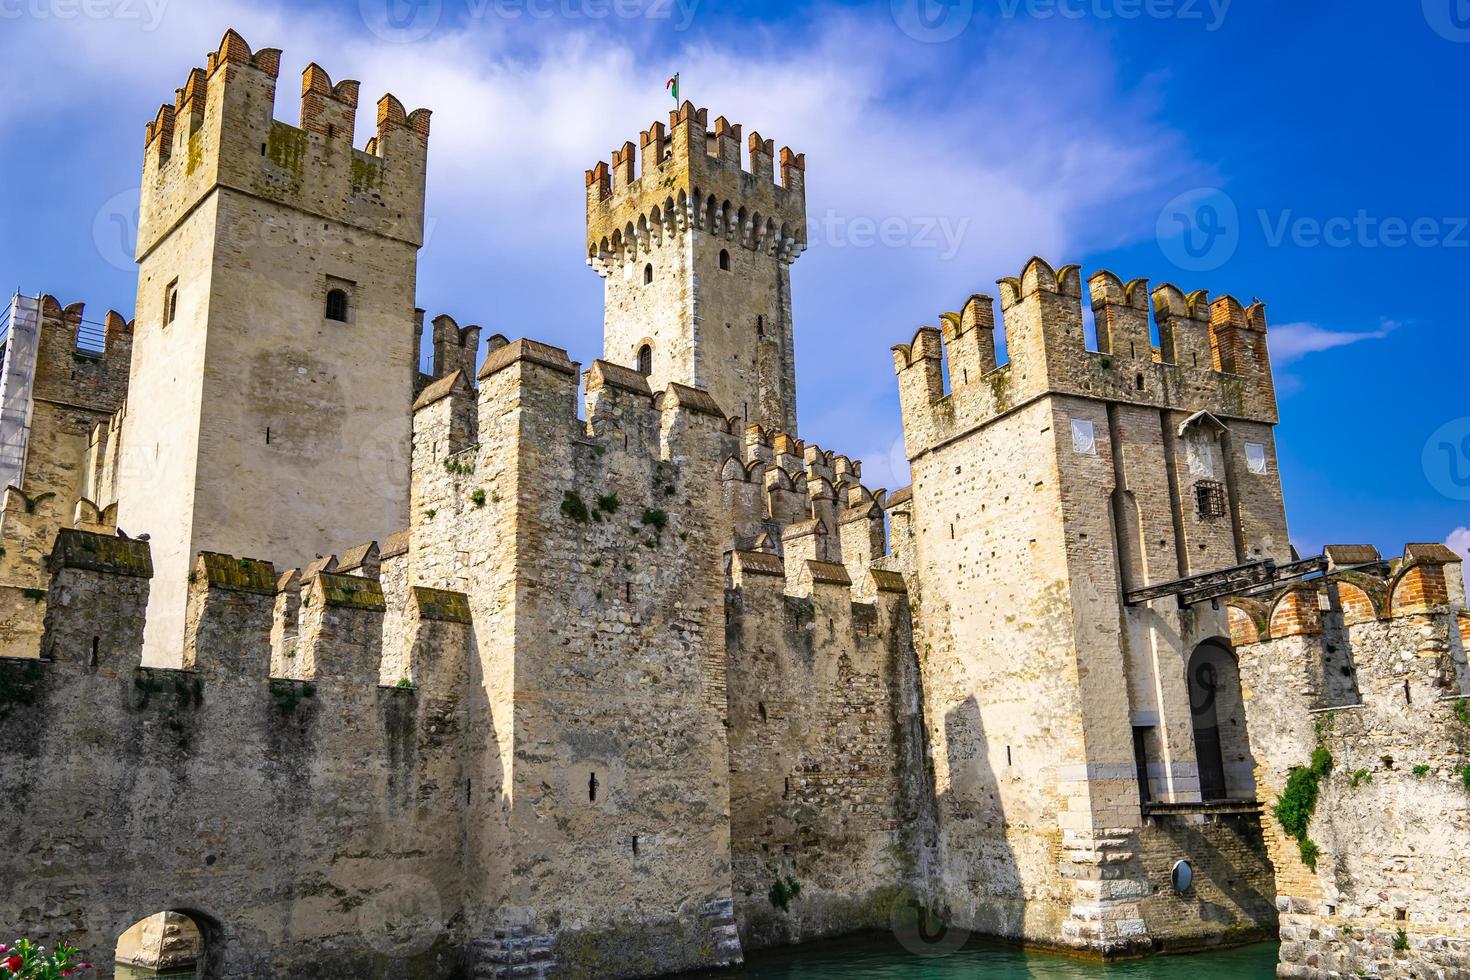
[
  {"left": 561, "top": 491, "right": 590, "bottom": 523},
  {"left": 767, "top": 875, "right": 802, "bottom": 911},
  {"left": 1393, "top": 928, "right": 1409, "bottom": 952},
  {"left": 1274, "top": 738, "right": 1334, "bottom": 870}
]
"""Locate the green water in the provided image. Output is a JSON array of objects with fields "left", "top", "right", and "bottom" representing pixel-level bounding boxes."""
[
  {"left": 114, "top": 937, "right": 1279, "bottom": 978},
  {"left": 691, "top": 935, "right": 1279, "bottom": 978}
]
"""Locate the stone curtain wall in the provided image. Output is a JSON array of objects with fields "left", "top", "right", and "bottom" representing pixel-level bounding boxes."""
[
  {"left": 409, "top": 346, "right": 743, "bottom": 979},
  {"left": 724, "top": 555, "right": 932, "bottom": 948},
  {"left": 0, "top": 530, "right": 472, "bottom": 978},
  {"left": 1234, "top": 549, "right": 1470, "bottom": 978}
]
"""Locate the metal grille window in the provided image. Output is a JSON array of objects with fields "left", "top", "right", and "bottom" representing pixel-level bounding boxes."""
[{"left": 1195, "top": 480, "right": 1227, "bottom": 520}]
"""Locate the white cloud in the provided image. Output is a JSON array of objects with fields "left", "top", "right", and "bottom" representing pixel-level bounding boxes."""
[{"left": 1268, "top": 319, "right": 1399, "bottom": 366}]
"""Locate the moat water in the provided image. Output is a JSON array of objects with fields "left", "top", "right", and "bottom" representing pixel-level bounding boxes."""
[
  {"left": 113, "top": 937, "right": 1278, "bottom": 978},
  {"left": 691, "top": 935, "right": 1278, "bottom": 979}
]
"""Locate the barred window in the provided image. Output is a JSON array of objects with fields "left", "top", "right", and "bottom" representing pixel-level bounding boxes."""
[{"left": 1195, "top": 480, "right": 1227, "bottom": 520}]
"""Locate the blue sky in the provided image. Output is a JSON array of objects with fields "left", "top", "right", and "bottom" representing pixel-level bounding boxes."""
[{"left": 1, "top": 0, "right": 1466, "bottom": 571}]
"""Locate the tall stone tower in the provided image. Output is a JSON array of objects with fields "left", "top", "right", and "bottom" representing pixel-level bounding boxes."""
[
  {"left": 892, "top": 259, "right": 1289, "bottom": 953},
  {"left": 586, "top": 102, "right": 805, "bottom": 433},
  {"left": 119, "top": 30, "right": 430, "bottom": 657}
]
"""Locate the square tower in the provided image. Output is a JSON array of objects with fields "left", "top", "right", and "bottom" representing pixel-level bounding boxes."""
[
  {"left": 586, "top": 103, "right": 805, "bottom": 434},
  {"left": 892, "top": 258, "right": 1288, "bottom": 953},
  {"left": 119, "top": 30, "right": 431, "bottom": 658}
]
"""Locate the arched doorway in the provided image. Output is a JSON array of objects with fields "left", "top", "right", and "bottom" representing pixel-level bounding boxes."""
[
  {"left": 1187, "top": 639, "right": 1258, "bottom": 801},
  {"left": 114, "top": 910, "right": 217, "bottom": 978}
]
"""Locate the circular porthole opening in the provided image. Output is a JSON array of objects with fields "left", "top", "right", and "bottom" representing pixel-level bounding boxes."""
[{"left": 1171, "top": 859, "right": 1194, "bottom": 893}]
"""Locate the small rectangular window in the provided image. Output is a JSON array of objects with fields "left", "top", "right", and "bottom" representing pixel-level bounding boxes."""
[
  {"left": 1244, "top": 441, "right": 1268, "bottom": 475},
  {"left": 163, "top": 278, "right": 179, "bottom": 326},
  {"left": 1070, "top": 418, "right": 1097, "bottom": 456}
]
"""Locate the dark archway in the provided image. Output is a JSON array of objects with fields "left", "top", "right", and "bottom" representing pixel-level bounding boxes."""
[{"left": 1187, "top": 639, "right": 1258, "bottom": 801}]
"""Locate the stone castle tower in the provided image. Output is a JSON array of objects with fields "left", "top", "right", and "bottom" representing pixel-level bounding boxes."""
[
  {"left": 586, "top": 102, "right": 805, "bottom": 434},
  {"left": 892, "top": 260, "right": 1291, "bottom": 950},
  {"left": 118, "top": 31, "right": 431, "bottom": 656}
]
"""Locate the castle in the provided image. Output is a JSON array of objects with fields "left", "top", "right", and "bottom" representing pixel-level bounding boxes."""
[{"left": 0, "top": 29, "right": 1465, "bottom": 980}]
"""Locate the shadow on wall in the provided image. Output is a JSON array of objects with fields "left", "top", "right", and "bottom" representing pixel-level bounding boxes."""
[{"left": 926, "top": 694, "right": 1025, "bottom": 947}]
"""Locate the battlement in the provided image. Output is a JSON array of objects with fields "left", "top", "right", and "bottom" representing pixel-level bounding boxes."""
[
  {"left": 719, "top": 421, "right": 905, "bottom": 601},
  {"left": 31, "top": 528, "right": 471, "bottom": 699},
  {"left": 586, "top": 102, "right": 806, "bottom": 275},
  {"left": 893, "top": 257, "right": 1279, "bottom": 461},
  {"left": 137, "top": 28, "right": 432, "bottom": 257}
]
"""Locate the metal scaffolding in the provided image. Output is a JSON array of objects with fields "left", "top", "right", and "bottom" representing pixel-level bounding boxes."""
[{"left": 0, "top": 293, "right": 40, "bottom": 491}]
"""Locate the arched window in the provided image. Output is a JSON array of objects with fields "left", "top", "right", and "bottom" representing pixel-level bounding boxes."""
[
  {"left": 643, "top": 263, "right": 653, "bottom": 284},
  {"left": 637, "top": 344, "right": 653, "bottom": 376},
  {"left": 719, "top": 249, "right": 731, "bottom": 271},
  {"left": 325, "top": 288, "right": 349, "bottom": 322}
]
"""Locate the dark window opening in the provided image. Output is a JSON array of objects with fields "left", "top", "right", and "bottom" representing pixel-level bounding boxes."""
[
  {"left": 1133, "top": 727, "right": 1153, "bottom": 804},
  {"left": 637, "top": 344, "right": 652, "bottom": 376},
  {"left": 1005, "top": 745, "right": 1012, "bottom": 766},
  {"left": 325, "top": 288, "right": 349, "bottom": 322},
  {"left": 757, "top": 701, "right": 767, "bottom": 722},
  {"left": 1195, "top": 480, "right": 1227, "bottom": 520},
  {"left": 265, "top": 427, "right": 271, "bottom": 445},
  {"left": 643, "top": 263, "right": 653, "bottom": 284},
  {"left": 260, "top": 143, "right": 267, "bottom": 156},
  {"left": 90, "top": 636, "right": 99, "bottom": 667},
  {"left": 164, "top": 279, "right": 179, "bottom": 326},
  {"left": 1135, "top": 373, "right": 1145, "bottom": 390},
  {"left": 625, "top": 582, "right": 632, "bottom": 603},
  {"left": 588, "top": 771, "right": 599, "bottom": 802},
  {"left": 756, "top": 314, "right": 764, "bottom": 336},
  {"left": 632, "top": 835, "right": 639, "bottom": 856},
  {"left": 719, "top": 249, "right": 731, "bottom": 270}
]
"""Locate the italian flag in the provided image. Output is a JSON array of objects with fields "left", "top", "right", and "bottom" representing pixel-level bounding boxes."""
[{"left": 666, "top": 73, "right": 679, "bottom": 102}]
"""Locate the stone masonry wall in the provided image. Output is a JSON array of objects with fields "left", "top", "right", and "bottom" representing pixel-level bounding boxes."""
[
  {"left": 1235, "top": 550, "right": 1470, "bottom": 978},
  {"left": 409, "top": 346, "right": 742, "bottom": 979},
  {"left": 0, "top": 531, "right": 473, "bottom": 978},
  {"left": 724, "top": 554, "right": 931, "bottom": 949}
]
